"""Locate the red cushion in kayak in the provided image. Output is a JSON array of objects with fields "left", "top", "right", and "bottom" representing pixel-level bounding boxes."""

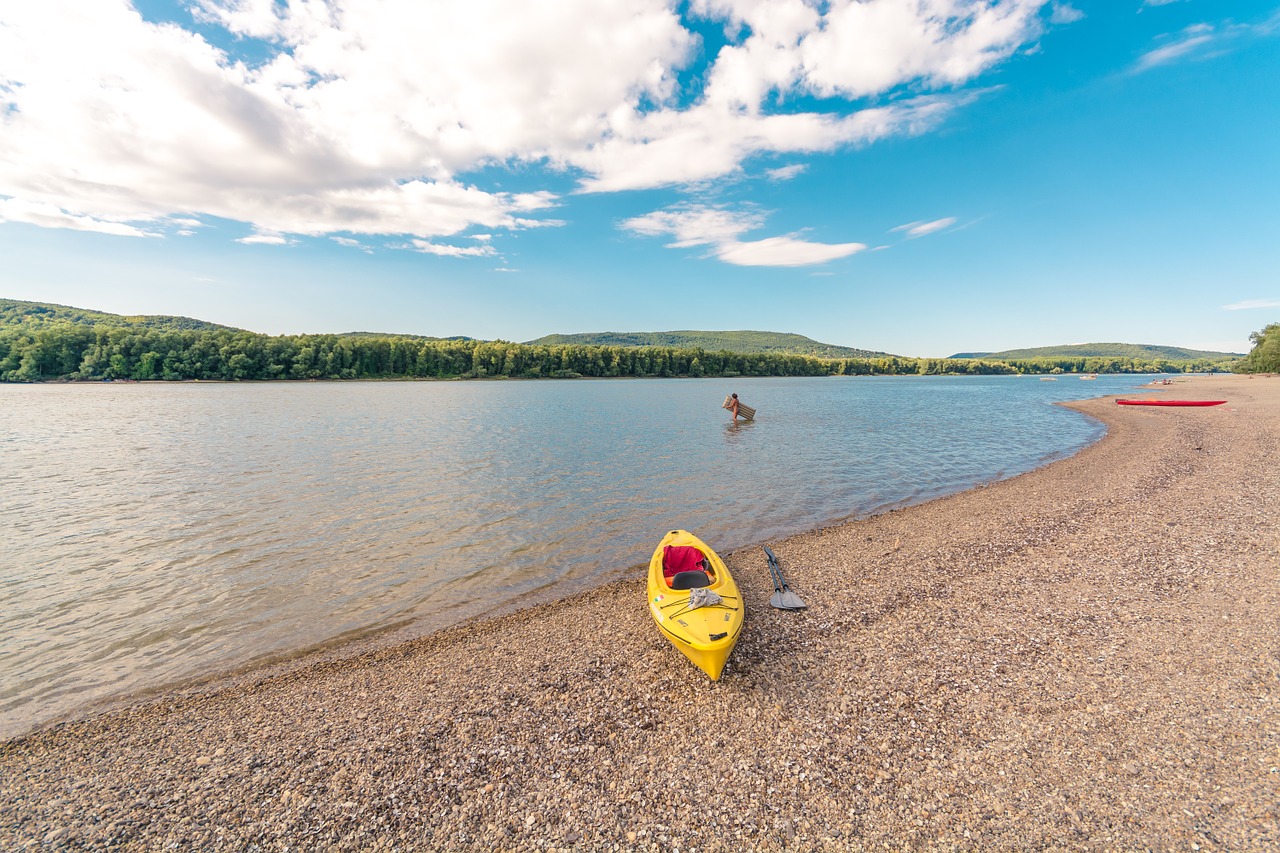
[{"left": 663, "top": 545, "right": 705, "bottom": 579}]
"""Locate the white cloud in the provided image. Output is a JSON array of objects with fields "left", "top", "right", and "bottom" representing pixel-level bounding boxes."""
[
  {"left": 0, "top": 197, "right": 159, "bottom": 237},
  {"left": 716, "top": 235, "right": 867, "bottom": 267},
  {"left": 1141, "top": 0, "right": 1184, "bottom": 8},
  {"left": 622, "top": 204, "right": 865, "bottom": 267},
  {"left": 407, "top": 240, "right": 498, "bottom": 258},
  {"left": 0, "top": 0, "right": 1058, "bottom": 246},
  {"left": 766, "top": 164, "right": 807, "bottom": 182},
  {"left": 1223, "top": 299, "right": 1280, "bottom": 311},
  {"left": 625, "top": 205, "right": 765, "bottom": 248},
  {"left": 574, "top": 95, "right": 969, "bottom": 193},
  {"left": 237, "top": 230, "right": 291, "bottom": 245},
  {"left": 794, "top": 0, "right": 1046, "bottom": 100},
  {"left": 172, "top": 216, "right": 206, "bottom": 237},
  {"left": 891, "top": 217, "right": 957, "bottom": 238},
  {"left": 1050, "top": 4, "right": 1085, "bottom": 25}
]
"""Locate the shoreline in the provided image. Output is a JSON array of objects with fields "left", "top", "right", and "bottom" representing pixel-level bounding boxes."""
[{"left": 3, "top": 375, "right": 1277, "bottom": 850}]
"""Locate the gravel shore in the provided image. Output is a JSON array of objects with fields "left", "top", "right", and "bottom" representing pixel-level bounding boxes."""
[{"left": 3, "top": 375, "right": 1277, "bottom": 851}]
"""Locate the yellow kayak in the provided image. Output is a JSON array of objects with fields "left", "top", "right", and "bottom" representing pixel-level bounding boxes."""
[{"left": 647, "top": 529, "right": 744, "bottom": 680}]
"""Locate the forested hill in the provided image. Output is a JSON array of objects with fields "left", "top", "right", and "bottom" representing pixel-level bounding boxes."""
[
  {"left": 950, "top": 342, "right": 1242, "bottom": 361},
  {"left": 1, "top": 298, "right": 241, "bottom": 333},
  {"left": 2, "top": 298, "right": 911, "bottom": 382},
  {"left": 525, "top": 330, "right": 891, "bottom": 359},
  {"left": 0, "top": 297, "right": 1241, "bottom": 381}
]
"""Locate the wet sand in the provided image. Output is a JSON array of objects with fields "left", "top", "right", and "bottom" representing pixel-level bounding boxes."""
[{"left": 3, "top": 375, "right": 1277, "bottom": 851}]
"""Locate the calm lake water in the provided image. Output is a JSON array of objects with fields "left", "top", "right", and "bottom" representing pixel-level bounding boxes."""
[{"left": 0, "top": 374, "right": 1155, "bottom": 737}]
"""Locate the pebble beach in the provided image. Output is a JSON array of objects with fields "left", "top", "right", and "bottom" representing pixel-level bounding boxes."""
[{"left": 2, "top": 374, "right": 1277, "bottom": 851}]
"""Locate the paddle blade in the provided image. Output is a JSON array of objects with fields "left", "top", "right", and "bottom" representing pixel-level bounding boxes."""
[{"left": 780, "top": 590, "right": 807, "bottom": 610}]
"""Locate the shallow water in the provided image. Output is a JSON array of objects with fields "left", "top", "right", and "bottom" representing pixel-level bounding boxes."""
[{"left": 0, "top": 374, "right": 1154, "bottom": 736}]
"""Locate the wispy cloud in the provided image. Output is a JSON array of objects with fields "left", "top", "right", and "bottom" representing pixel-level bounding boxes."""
[
  {"left": 332, "top": 236, "right": 373, "bottom": 254},
  {"left": 0, "top": 197, "right": 159, "bottom": 237},
  {"left": 407, "top": 240, "right": 498, "bottom": 258},
  {"left": 236, "top": 230, "right": 292, "bottom": 246},
  {"left": 1135, "top": 12, "right": 1278, "bottom": 72},
  {"left": 891, "top": 217, "right": 957, "bottom": 238},
  {"left": 622, "top": 204, "right": 865, "bottom": 268},
  {"left": 1135, "top": 27, "right": 1216, "bottom": 71},
  {"left": 1223, "top": 299, "right": 1280, "bottom": 311},
  {"left": 766, "top": 165, "right": 807, "bottom": 182},
  {"left": 1050, "top": 4, "right": 1085, "bottom": 25}
]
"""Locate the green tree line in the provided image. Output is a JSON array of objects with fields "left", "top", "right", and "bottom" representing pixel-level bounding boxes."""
[
  {"left": 0, "top": 322, "right": 1235, "bottom": 383},
  {"left": 1234, "top": 323, "right": 1280, "bottom": 373}
]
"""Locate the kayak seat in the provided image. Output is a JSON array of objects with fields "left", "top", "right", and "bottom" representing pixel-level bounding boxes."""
[{"left": 670, "top": 570, "right": 711, "bottom": 590}]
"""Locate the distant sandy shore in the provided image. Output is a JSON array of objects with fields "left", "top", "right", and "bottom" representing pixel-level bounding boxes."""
[{"left": 3, "top": 375, "right": 1277, "bottom": 851}]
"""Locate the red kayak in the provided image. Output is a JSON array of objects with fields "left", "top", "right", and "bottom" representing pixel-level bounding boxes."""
[{"left": 1115, "top": 399, "right": 1226, "bottom": 407}]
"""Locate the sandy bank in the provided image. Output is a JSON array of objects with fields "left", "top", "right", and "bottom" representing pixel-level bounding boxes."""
[{"left": 3, "top": 375, "right": 1278, "bottom": 851}]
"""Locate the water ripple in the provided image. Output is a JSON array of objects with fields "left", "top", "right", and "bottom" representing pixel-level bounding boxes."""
[{"left": 0, "top": 374, "right": 1147, "bottom": 736}]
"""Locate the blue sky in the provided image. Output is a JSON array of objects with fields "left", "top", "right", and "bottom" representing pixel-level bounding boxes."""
[{"left": 1, "top": 1, "right": 1276, "bottom": 357}]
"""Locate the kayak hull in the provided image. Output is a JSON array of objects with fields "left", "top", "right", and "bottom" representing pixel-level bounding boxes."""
[
  {"left": 647, "top": 530, "right": 744, "bottom": 680},
  {"left": 1116, "top": 399, "right": 1226, "bottom": 407}
]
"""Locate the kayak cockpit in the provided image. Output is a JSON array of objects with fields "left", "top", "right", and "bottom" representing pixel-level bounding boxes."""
[{"left": 662, "top": 544, "right": 714, "bottom": 589}]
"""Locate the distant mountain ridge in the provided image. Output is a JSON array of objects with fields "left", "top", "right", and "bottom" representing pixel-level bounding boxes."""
[
  {"left": 950, "top": 342, "right": 1242, "bottom": 361},
  {"left": 0, "top": 298, "right": 241, "bottom": 333},
  {"left": 2, "top": 299, "right": 1240, "bottom": 365},
  {"left": 525, "top": 330, "right": 892, "bottom": 359}
]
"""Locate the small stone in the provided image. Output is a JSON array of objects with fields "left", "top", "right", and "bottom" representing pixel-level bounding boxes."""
[{"left": 195, "top": 756, "right": 212, "bottom": 766}]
